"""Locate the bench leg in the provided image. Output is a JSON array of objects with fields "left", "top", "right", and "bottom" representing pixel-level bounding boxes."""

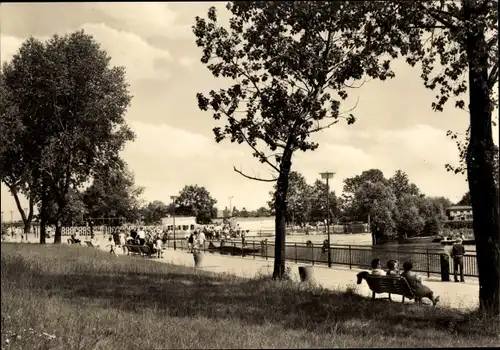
[{"left": 372, "top": 292, "right": 376, "bottom": 300}]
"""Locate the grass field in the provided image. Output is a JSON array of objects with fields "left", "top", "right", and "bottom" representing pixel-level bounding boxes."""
[{"left": 1, "top": 243, "right": 498, "bottom": 349}]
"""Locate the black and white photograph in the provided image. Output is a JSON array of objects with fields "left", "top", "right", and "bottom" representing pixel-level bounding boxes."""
[{"left": 1, "top": 1, "right": 499, "bottom": 348}]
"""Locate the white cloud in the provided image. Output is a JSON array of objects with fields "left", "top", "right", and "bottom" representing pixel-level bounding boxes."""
[
  {"left": 91, "top": 3, "right": 192, "bottom": 40},
  {"left": 179, "top": 56, "right": 196, "bottom": 70},
  {"left": 1, "top": 23, "right": 173, "bottom": 82},
  {"left": 79, "top": 23, "right": 172, "bottom": 81},
  {"left": 123, "top": 121, "right": 243, "bottom": 160}
]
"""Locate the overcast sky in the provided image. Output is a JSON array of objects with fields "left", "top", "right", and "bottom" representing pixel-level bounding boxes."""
[{"left": 1, "top": 2, "right": 497, "bottom": 221}]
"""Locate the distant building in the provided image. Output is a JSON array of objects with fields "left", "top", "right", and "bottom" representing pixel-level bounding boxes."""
[
  {"left": 446, "top": 206, "right": 473, "bottom": 221},
  {"left": 230, "top": 216, "right": 275, "bottom": 236},
  {"left": 161, "top": 216, "right": 197, "bottom": 232}
]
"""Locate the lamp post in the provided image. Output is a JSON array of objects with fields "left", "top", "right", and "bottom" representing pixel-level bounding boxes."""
[
  {"left": 24, "top": 207, "right": 28, "bottom": 240},
  {"left": 170, "top": 195, "right": 178, "bottom": 250},
  {"left": 1, "top": 211, "right": 3, "bottom": 235},
  {"left": 10, "top": 211, "right": 13, "bottom": 236},
  {"left": 320, "top": 171, "right": 335, "bottom": 268},
  {"left": 228, "top": 196, "right": 233, "bottom": 218}
]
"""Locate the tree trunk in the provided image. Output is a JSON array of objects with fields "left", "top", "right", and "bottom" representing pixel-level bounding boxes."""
[
  {"left": 39, "top": 195, "right": 47, "bottom": 245},
  {"left": 272, "top": 149, "right": 293, "bottom": 280},
  {"left": 54, "top": 219, "right": 62, "bottom": 244},
  {"left": 464, "top": 2, "right": 500, "bottom": 316}
]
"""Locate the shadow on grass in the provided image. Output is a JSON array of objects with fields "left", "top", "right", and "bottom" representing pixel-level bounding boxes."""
[{"left": 1, "top": 243, "right": 497, "bottom": 340}]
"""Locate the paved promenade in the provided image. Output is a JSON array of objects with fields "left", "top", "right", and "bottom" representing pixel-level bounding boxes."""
[
  {"left": 6, "top": 234, "right": 480, "bottom": 311},
  {"left": 159, "top": 248, "right": 479, "bottom": 311}
]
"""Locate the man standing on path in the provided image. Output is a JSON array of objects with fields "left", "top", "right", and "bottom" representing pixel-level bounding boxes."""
[
  {"left": 451, "top": 238, "right": 466, "bottom": 282},
  {"left": 137, "top": 227, "right": 146, "bottom": 246}
]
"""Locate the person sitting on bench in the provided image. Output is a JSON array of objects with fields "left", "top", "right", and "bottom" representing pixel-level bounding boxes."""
[
  {"left": 70, "top": 234, "right": 81, "bottom": 244},
  {"left": 370, "top": 258, "right": 385, "bottom": 275},
  {"left": 386, "top": 260, "right": 399, "bottom": 276},
  {"left": 401, "top": 261, "right": 440, "bottom": 306}
]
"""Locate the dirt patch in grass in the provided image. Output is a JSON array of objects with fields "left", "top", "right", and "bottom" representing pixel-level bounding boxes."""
[{"left": 1, "top": 243, "right": 499, "bottom": 349}]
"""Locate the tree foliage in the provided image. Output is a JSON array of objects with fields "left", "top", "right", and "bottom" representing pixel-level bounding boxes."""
[
  {"left": 193, "top": 2, "right": 397, "bottom": 279},
  {"left": 1, "top": 30, "right": 134, "bottom": 243},
  {"left": 83, "top": 162, "right": 143, "bottom": 225},
  {"left": 358, "top": 0, "right": 499, "bottom": 315},
  {"left": 42, "top": 188, "right": 87, "bottom": 226},
  {"left": 267, "top": 171, "right": 311, "bottom": 225},
  {"left": 457, "top": 191, "right": 472, "bottom": 206},
  {"left": 141, "top": 200, "right": 170, "bottom": 225},
  {"left": 342, "top": 169, "right": 450, "bottom": 240},
  {"left": 308, "top": 179, "right": 338, "bottom": 224},
  {"left": 175, "top": 185, "right": 218, "bottom": 224}
]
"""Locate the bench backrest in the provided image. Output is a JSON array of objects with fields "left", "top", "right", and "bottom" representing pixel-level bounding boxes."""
[
  {"left": 126, "top": 244, "right": 142, "bottom": 253},
  {"left": 365, "top": 275, "right": 414, "bottom": 298},
  {"left": 140, "top": 246, "right": 152, "bottom": 254}
]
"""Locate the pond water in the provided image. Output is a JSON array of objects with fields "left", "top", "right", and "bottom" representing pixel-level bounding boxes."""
[{"left": 248, "top": 233, "right": 477, "bottom": 253}]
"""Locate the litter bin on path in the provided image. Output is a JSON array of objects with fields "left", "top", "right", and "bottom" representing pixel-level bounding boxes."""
[{"left": 440, "top": 253, "right": 450, "bottom": 282}]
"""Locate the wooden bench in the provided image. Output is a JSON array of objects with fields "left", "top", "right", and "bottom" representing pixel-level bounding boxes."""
[
  {"left": 125, "top": 244, "right": 142, "bottom": 255},
  {"left": 357, "top": 272, "right": 415, "bottom": 302},
  {"left": 67, "top": 238, "right": 81, "bottom": 245},
  {"left": 139, "top": 245, "right": 155, "bottom": 257},
  {"left": 84, "top": 241, "right": 98, "bottom": 248}
]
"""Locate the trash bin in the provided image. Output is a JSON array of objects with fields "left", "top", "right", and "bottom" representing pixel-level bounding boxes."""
[
  {"left": 298, "top": 266, "right": 314, "bottom": 282},
  {"left": 440, "top": 254, "right": 450, "bottom": 282}
]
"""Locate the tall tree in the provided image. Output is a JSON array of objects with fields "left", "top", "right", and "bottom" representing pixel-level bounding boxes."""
[
  {"left": 457, "top": 192, "right": 472, "bottom": 206},
  {"left": 239, "top": 207, "right": 250, "bottom": 218},
  {"left": 141, "top": 200, "right": 170, "bottom": 225},
  {"left": 42, "top": 188, "right": 87, "bottom": 226},
  {"left": 388, "top": 170, "right": 421, "bottom": 200},
  {"left": 83, "top": 162, "right": 143, "bottom": 225},
  {"left": 267, "top": 171, "right": 312, "bottom": 226},
  {"left": 255, "top": 206, "right": 271, "bottom": 217},
  {"left": 175, "top": 185, "right": 217, "bottom": 224},
  {"left": 394, "top": 194, "right": 425, "bottom": 238},
  {"left": 342, "top": 169, "right": 387, "bottom": 203},
  {"left": 194, "top": 3, "right": 395, "bottom": 279},
  {"left": 231, "top": 206, "right": 239, "bottom": 217},
  {"left": 360, "top": 0, "right": 499, "bottom": 314},
  {"left": 417, "top": 196, "right": 449, "bottom": 236},
  {"left": 2, "top": 31, "right": 134, "bottom": 244},
  {"left": 353, "top": 181, "right": 398, "bottom": 244},
  {"left": 309, "top": 179, "right": 338, "bottom": 224},
  {"left": 341, "top": 169, "right": 387, "bottom": 223},
  {"left": 1, "top": 58, "right": 38, "bottom": 235}
]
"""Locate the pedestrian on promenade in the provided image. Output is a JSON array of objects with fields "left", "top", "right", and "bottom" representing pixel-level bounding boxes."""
[
  {"left": 188, "top": 232, "right": 194, "bottom": 253},
  {"left": 451, "top": 237, "right": 466, "bottom": 282},
  {"left": 107, "top": 236, "right": 118, "bottom": 256}
]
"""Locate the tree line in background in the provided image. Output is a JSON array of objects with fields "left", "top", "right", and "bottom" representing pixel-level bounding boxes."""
[{"left": 270, "top": 169, "right": 454, "bottom": 243}]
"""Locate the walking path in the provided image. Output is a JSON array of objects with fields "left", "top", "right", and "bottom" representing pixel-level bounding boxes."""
[
  {"left": 159, "top": 248, "right": 479, "bottom": 311},
  {"left": 6, "top": 234, "right": 480, "bottom": 311}
]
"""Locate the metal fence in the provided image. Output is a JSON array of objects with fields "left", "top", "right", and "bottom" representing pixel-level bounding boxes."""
[{"left": 164, "top": 238, "right": 478, "bottom": 278}]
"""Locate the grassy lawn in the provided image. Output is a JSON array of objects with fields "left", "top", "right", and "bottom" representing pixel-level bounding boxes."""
[{"left": 1, "top": 243, "right": 498, "bottom": 349}]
